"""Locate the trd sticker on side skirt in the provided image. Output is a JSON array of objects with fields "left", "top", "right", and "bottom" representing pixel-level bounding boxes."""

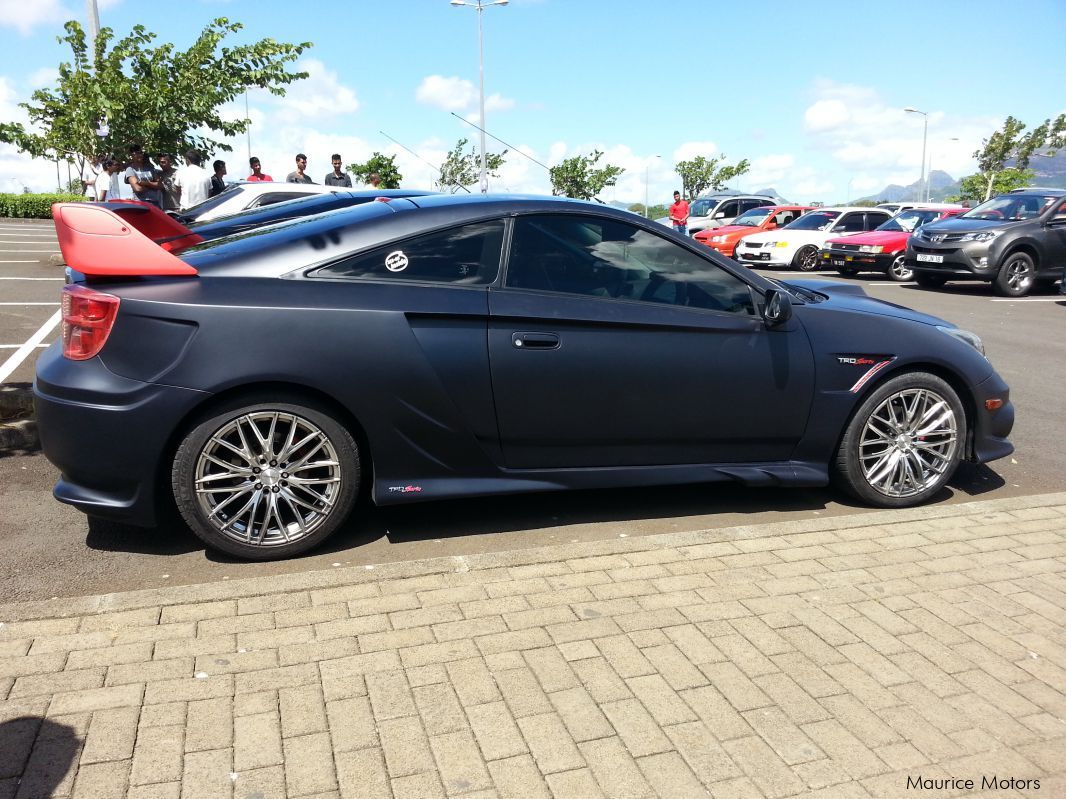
[{"left": 388, "top": 485, "right": 423, "bottom": 494}]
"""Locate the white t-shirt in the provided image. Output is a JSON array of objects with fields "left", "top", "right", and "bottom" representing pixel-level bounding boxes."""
[
  {"left": 174, "top": 164, "right": 212, "bottom": 210},
  {"left": 81, "top": 162, "right": 100, "bottom": 198},
  {"left": 93, "top": 171, "right": 111, "bottom": 201},
  {"left": 110, "top": 171, "right": 133, "bottom": 200}
]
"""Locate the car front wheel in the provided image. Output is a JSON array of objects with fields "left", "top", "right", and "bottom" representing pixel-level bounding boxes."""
[
  {"left": 835, "top": 372, "right": 965, "bottom": 508},
  {"left": 172, "top": 399, "right": 360, "bottom": 559},
  {"left": 994, "top": 252, "right": 1036, "bottom": 297},
  {"left": 887, "top": 254, "right": 914, "bottom": 282},
  {"left": 793, "top": 246, "right": 820, "bottom": 272}
]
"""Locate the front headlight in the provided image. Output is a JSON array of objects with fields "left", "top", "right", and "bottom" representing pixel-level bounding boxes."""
[
  {"left": 937, "top": 326, "right": 985, "bottom": 357},
  {"left": 858, "top": 245, "right": 884, "bottom": 254},
  {"left": 773, "top": 241, "right": 789, "bottom": 248},
  {"left": 711, "top": 235, "right": 724, "bottom": 243},
  {"left": 959, "top": 230, "right": 1002, "bottom": 243}
]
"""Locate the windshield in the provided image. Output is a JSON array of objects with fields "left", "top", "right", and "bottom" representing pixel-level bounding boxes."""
[
  {"left": 689, "top": 198, "right": 718, "bottom": 217},
  {"left": 731, "top": 208, "right": 773, "bottom": 227},
  {"left": 188, "top": 193, "right": 335, "bottom": 229},
  {"left": 961, "top": 194, "right": 1056, "bottom": 221},
  {"left": 877, "top": 209, "right": 943, "bottom": 233},
  {"left": 177, "top": 185, "right": 245, "bottom": 221},
  {"left": 783, "top": 210, "right": 840, "bottom": 231}
]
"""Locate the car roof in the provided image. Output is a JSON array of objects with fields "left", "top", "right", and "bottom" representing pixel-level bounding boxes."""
[
  {"left": 1007, "top": 187, "right": 1066, "bottom": 195},
  {"left": 802, "top": 206, "right": 889, "bottom": 213}
]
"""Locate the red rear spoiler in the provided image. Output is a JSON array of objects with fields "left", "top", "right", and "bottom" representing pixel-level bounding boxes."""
[{"left": 52, "top": 203, "right": 198, "bottom": 276}]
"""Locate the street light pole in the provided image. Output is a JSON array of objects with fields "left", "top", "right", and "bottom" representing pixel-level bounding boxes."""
[
  {"left": 904, "top": 107, "right": 928, "bottom": 201},
  {"left": 451, "top": 0, "right": 508, "bottom": 194},
  {"left": 645, "top": 154, "right": 660, "bottom": 218}
]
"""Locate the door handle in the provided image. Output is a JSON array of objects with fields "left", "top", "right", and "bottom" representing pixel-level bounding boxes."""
[{"left": 512, "top": 332, "right": 560, "bottom": 350}]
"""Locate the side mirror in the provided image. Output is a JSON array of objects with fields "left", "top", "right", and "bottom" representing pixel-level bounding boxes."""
[
  {"left": 762, "top": 288, "right": 793, "bottom": 327},
  {"left": 713, "top": 212, "right": 726, "bottom": 219}
]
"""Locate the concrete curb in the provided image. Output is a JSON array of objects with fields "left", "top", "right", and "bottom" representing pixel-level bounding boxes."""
[{"left": 2, "top": 490, "right": 1063, "bottom": 624}]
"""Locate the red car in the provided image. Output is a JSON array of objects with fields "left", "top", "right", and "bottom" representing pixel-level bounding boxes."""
[
  {"left": 694, "top": 205, "right": 815, "bottom": 258},
  {"left": 821, "top": 206, "right": 965, "bottom": 281}
]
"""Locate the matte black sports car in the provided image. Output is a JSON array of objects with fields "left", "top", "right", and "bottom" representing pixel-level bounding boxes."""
[{"left": 37, "top": 195, "right": 1015, "bottom": 559}]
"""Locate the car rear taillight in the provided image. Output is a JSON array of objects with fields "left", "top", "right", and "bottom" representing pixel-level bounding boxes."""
[{"left": 62, "top": 284, "right": 120, "bottom": 360}]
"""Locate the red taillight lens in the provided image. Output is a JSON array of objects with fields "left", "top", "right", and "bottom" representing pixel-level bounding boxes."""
[{"left": 62, "top": 284, "right": 120, "bottom": 360}]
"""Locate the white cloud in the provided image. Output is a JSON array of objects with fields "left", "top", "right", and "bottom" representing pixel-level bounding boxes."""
[
  {"left": 416, "top": 75, "right": 477, "bottom": 112},
  {"left": 673, "top": 141, "right": 719, "bottom": 162},
  {"left": 804, "top": 99, "right": 850, "bottom": 132},
  {"left": 28, "top": 68, "right": 58, "bottom": 89},
  {"left": 0, "top": 0, "right": 68, "bottom": 35},
  {"left": 272, "top": 59, "right": 358, "bottom": 122}
]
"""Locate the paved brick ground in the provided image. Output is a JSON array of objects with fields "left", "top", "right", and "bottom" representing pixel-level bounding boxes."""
[{"left": 1, "top": 493, "right": 1064, "bottom": 798}]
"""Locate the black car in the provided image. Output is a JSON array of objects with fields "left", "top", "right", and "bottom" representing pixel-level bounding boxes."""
[
  {"left": 38, "top": 195, "right": 1015, "bottom": 559},
  {"left": 906, "top": 189, "right": 1066, "bottom": 296}
]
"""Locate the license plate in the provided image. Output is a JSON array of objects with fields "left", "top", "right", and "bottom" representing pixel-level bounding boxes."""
[
  {"left": 832, "top": 258, "right": 846, "bottom": 267},
  {"left": 917, "top": 253, "right": 944, "bottom": 263},
  {"left": 759, "top": 253, "right": 770, "bottom": 261}
]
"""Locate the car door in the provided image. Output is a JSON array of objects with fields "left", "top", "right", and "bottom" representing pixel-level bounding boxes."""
[
  {"left": 487, "top": 213, "right": 816, "bottom": 469},
  {"left": 1041, "top": 198, "right": 1066, "bottom": 271},
  {"left": 863, "top": 211, "right": 892, "bottom": 230},
  {"left": 827, "top": 212, "right": 867, "bottom": 239}
]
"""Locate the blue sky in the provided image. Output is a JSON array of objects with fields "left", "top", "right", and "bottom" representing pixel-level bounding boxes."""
[{"left": 2, "top": 0, "right": 1065, "bottom": 203}]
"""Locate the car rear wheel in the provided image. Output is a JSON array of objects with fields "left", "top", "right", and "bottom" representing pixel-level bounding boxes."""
[
  {"left": 887, "top": 254, "right": 914, "bottom": 282},
  {"left": 915, "top": 273, "right": 947, "bottom": 289},
  {"left": 793, "top": 246, "right": 820, "bottom": 272},
  {"left": 835, "top": 372, "right": 965, "bottom": 508},
  {"left": 172, "top": 399, "right": 360, "bottom": 560},
  {"left": 993, "top": 252, "right": 1036, "bottom": 297}
]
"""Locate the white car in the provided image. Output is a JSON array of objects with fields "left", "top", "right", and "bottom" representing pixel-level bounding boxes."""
[
  {"left": 177, "top": 181, "right": 339, "bottom": 223},
  {"left": 735, "top": 206, "right": 893, "bottom": 271}
]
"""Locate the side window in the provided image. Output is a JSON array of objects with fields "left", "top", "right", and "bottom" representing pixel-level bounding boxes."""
[
  {"left": 834, "top": 213, "right": 866, "bottom": 233},
  {"left": 716, "top": 200, "right": 742, "bottom": 220},
  {"left": 251, "top": 192, "right": 312, "bottom": 208},
  {"left": 506, "top": 215, "right": 754, "bottom": 315},
  {"left": 1053, "top": 198, "right": 1066, "bottom": 221},
  {"left": 740, "top": 199, "right": 766, "bottom": 214},
  {"left": 774, "top": 211, "right": 795, "bottom": 226},
  {"left": 314, "top": 219, "right": 504, "bottom": 285},
  {"left": 863, "top": 212, "right": 890, "bottom": 230}
]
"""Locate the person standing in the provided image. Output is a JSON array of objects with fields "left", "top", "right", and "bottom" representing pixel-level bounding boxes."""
[
  {"left": 210, "top": 160, "right": 228, "bottom": 197},
  {"left": 367, "top": 172, "right": 382, "bottom": 190},
  {"left": 324, "top": 154, "right": 352, "bottom": 187},
  {"left": 80, "top": 156, "right": 101, "bottom": 199},
  {"left": 247, "top": 157, "right": 273, "bottom": 182},
  {"left": 94, "top": 159, "right": 119, "bottom": 201},
  {"left": 157, "top": 153, "right": 180, "bottom": 211},
  {"left": 286, "top": 153, "right": 314, "bottom": 184},
  {"left": 174, "top": 150, "right": 212, "bottom": 211},
  {"left": 123, "top": 145, "right": 162, "bottom": 208},
  {"left": 669, "top": 190, "right": 690, "bottom": 236}
]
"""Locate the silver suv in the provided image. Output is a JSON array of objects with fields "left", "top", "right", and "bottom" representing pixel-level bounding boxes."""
[{"left": 687, "top": 193, "right": 779, "bottom": 235}]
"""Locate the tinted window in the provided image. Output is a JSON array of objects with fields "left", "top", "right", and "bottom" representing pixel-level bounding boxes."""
[
  {"left": 252, "top": 192, "right": 318, "bottom": 208},
  {"left": 507, "top": 215, "right": 754, "bottom": 315},
  {"left": 785, "top": 210, "right": 840, "bottom": 230},
  {"left": 962, "top": 195, "right": 1057, "bottom": 220},
  {"left": 863, "top": 212, "right": 890, "bottom": 230},
  {"left": 877, "top": 209, "right": 941, "bottom": 233},
  {"left": 740, "top": 199, "right": 771, "bottom": 214},
  {"left": 834, "top": 213, "right": 867, "bottom": 233},
  {"left": 717, "top": 200, "right": 742, "bottom": 219},
  {"left": 733, "top": 208, "right": 774, "bottom": 227},
  {"left": 180, "top": 185, "right": 244, "bottom": 219},
  {"left": 314, "top": 220, "right": 504, "bottom": 285},
  {"left": 689, "top": 198, "right": 716, "bottom": 216}
]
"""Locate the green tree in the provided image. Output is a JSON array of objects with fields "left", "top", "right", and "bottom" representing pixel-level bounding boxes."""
[
  {"left": 969, "top": 115, "right": 1066, "bottom": 201},
  {"left": 674, "top": 155, "right": 750, "bottom": 200},
  {"left": 949, "top": 168, "right": 1036, "bottom": 204},
  {"left": 628, "top": 203, "right": 667, "bottom": 219},
  {"left": 346, "top": 152, "right": 402, "bottom": 188},
  {"left": 0, "top": 19, "right": 310, "bottom": 174},
  {"left": 549, "top": 150, "right": 623, "bottom": 200},
  {"left": 435, "top": 138, "right": 507, "bottom": 194}
]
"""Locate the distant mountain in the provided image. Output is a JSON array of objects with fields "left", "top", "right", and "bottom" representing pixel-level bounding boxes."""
[
  {"left": 855, "top": 170, "right": 958, "bottom": 204},
  {"left": 1010, "top": 149, "right": 1066, "bottom": 189},
  {"left": 752, "top": 188, "right": 791, "bottom": 203}
]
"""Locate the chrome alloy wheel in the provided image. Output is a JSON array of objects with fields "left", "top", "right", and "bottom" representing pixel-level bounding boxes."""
[
  {"left": 858, "top": 388, "right": 958, "bottom": 498},
  {"left": 888, "top": 254, "right": 913, "bottom": 282},
  {"left": 1003, "top": 256, "right": 1033, "bottom": 293},
  {"left": 194, "top": 411, "right": 342, "bottom": 548}
]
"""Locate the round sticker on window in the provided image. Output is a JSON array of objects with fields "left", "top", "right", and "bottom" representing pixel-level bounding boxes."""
[{"left": 385, "top": 250, "right": 409, "bottom": 272}]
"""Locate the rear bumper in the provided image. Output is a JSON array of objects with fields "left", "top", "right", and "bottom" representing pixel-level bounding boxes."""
[{"left": 34, "top": 345, "right": 208, "bottom": 527}]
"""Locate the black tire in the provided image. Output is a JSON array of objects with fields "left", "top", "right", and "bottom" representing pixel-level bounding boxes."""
[
  {"left": 915, "top": 273, "right": 947, "bottom": 289},
  {"left": 793, "top": 245, "right": 820, "bottom": 272},
  {"left": 172, "top": 398, "right": 360, "bottom": 560},
  {"left": 993, "top": 251, "right": 1036, "bottom": 297},
  {"left": 887, "top": 254, "right": 914, "bottom": 282},
  {"left": 834, "top": 372, "right": 966, "bottom": 508}
]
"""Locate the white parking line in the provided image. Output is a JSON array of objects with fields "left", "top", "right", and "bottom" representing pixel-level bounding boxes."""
[
  {"left": 0, "top": 309, "right": 61, "bottom": 382},
  {"left": 0, "top": 277, "right": 64, "bottom": 281},
  {"left": 0, "top": 302, "right": 61, "bottom": 306},
  {"left": 0, "top": 260, "right": 39, "bottom": 264},
  {"left": 0, "top": 344, "right": 49, "bottom": 349},
  {"left": 990, "top": 297, "right": 1064, "bottom": 302}
]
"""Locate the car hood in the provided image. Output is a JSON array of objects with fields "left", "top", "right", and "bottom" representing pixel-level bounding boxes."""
[
  {"left": 700, "top": 224, "right": 755, "bottom": 238},
  {"left": 825, "top": 230, "right": 907, "bottom": 248},
  {"left": 787, "top": 279, "right": 951, "bottom": 327},
  {"left": 919, "top": 217, "right": 1020, "bottom": 235}
]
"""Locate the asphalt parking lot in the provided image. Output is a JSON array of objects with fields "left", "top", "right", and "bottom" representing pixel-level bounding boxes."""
[{"left": 1, "top": 220, "right": 1064, "bottom": 602}]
